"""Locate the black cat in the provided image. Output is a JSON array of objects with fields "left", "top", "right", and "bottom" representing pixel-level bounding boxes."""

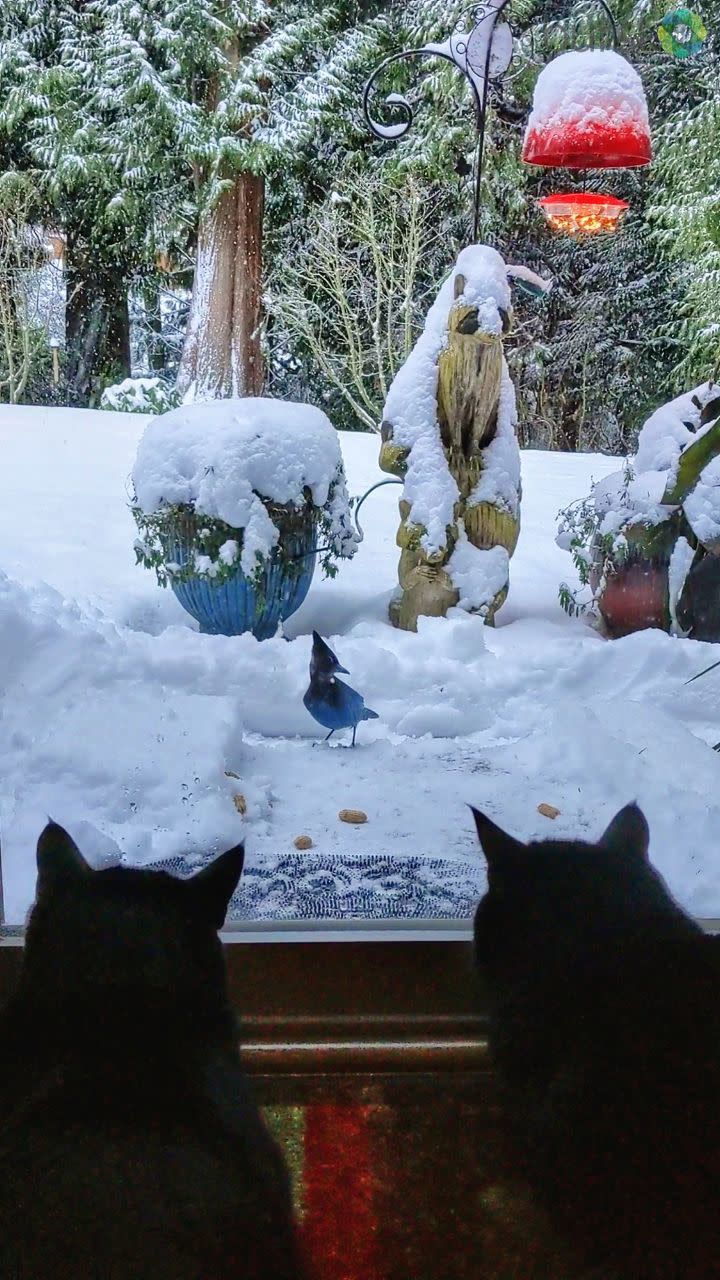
[
  {"left": 472, "top": 803, "right": 720, "bottom": 1280},
  {"left": 0, "top": 823, "right": 304, "bottom": 1280}
]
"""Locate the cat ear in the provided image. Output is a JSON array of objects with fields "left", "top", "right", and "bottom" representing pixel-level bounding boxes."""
[
  {"left": 599, "top": 803, "right": 650, "bottom": 861},
  {"left": 36, "top": 821, "right": 89, "bottom": 888},
  {"left": 470, "top": 808, "right": 526, "bottom": 870},
  {"left": 189, "top": 843, "right": 245, "bottom": 930}
]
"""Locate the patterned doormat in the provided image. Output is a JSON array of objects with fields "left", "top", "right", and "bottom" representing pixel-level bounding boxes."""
[
  {"left": 230, "top": 852, "right": 485, "bottom": 921},
  {"left": 145, "top": 850, "right": 484, "bottom": 921}
]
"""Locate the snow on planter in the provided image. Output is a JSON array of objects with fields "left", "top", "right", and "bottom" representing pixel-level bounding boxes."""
[
  {"left": 556, "top": 382, "right": 720, "bottom": 637},
  {"left": 379, "top": 244, "right": 521, "bottom": 631},
  {"left": 522, "top": 49, "right": 651, "bottom": 169},
  {"left": 131, "top": 397, "right": 358, "bottom": 585}
]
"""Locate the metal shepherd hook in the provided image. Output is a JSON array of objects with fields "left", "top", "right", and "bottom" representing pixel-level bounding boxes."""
[{"left": 362, "top": 0, "right": 620, "bottom": 244}]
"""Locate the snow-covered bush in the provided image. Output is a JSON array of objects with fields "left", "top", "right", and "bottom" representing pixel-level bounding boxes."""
[
  {"left": 100, "top": 377, "right": 180, "bottom": 416},
  {"left": 557, "top": 382, "right": 720, "bottom": 625},
  {"left": 131, "top": 398, "right": 358, "bottom": 588}
]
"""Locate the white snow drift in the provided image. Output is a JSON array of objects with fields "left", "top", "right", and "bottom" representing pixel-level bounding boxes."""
[{"left": 1, "top": 405, "right": 719, "bottom": 924}]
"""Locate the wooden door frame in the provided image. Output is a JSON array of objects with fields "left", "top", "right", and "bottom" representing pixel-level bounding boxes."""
[
  {"left": 0, "top": 922, "right": 488, "bottom": 1079},
  {"left": 1, "top": 919, "right": 716, "bottom": 1088}
]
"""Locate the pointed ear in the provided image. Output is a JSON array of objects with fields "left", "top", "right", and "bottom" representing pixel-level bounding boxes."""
[
  {"left": 190, "top": 843, "right": 244, "bottom": 930},
  {"left": 36, "top": 821, "right": 89, "bottom": 889},
  {"left": 599, "top": 803, "right": 650, "bottom": 861},
  {"left": 470, "top": 808, "right": 526, "bottom": 870}
]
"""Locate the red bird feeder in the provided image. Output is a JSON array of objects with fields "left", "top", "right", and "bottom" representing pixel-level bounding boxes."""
[
  {"left": 522, "top": 49, "right": 652, "bottom": 169},
  {"left": 537, "top": 192, "right": 629, "bottom": 236}
]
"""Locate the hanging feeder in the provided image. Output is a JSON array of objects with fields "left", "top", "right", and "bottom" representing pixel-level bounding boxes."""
[
  {"left": 522, "top": 49, "right": 652, "bottom": 169},
  {"left": 363, "top": 0, "right": 646, "bottom": 241},
  {"left": 537, "top": 192, "right": 629, "bottom": 235}
]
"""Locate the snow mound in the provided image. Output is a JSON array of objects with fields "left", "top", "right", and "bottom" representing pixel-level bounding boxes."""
[
  {"left": 134, "top": 398, "right": 345, "bottom": 519},
  {"left": 0, "top": 570, "right": 245, "bottom": 920},
  {"left": 634, "top": 382, "right": 715, "bottom": 483}
]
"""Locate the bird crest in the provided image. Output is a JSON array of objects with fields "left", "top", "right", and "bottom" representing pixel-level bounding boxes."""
[{"left": 309, "top": 630, "right": 348, "bottom": 681}]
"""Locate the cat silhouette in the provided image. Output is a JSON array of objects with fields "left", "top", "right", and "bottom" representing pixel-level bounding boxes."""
[
  {"left": 473, "top": 803, "right": 720, "bottom": 1279},
  {"left": 0, "top": 822, "right": 303, "bottom": 1280}
]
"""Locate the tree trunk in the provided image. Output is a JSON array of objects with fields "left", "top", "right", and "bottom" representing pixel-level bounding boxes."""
[
  {"left": 65, "top": 239, "right": 131, "bottom": 405},
  {"left": 144, "top": 283, "right": 166, "bottom": 373},
  {"left": 177, "top": 170, "right": 264, "bottom": 401}
]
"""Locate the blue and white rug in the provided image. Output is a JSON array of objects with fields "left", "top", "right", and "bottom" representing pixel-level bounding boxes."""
[{"left": 147, "top": 850, "right": 484, "bottom": 921}]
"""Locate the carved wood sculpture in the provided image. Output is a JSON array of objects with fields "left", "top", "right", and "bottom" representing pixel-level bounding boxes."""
[{"left": 380, "top": 265, "right": 521, "bottom": 632}]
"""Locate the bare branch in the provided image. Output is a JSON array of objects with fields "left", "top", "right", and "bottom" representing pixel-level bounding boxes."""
[{"left": 266, "top": 172, "right": 449, "bottom": 431}]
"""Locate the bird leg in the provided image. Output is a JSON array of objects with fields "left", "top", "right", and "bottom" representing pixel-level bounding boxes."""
[
  {"left": 351, "top": 726, "right": 357, "bottom": 748},
  {"left": 324, "top": 729, "right": 335, "bottom": 742}
]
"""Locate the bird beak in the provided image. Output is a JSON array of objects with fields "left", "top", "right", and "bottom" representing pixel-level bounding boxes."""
[{"left": 336, "top": 664, "right": 349, "bottom": 674}]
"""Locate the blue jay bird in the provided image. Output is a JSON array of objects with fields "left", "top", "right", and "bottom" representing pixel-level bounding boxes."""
[{"left": 303, "top": 631, "right": 378, "bottom": 747}]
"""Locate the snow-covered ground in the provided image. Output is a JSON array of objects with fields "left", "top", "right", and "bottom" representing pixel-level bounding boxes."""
[{"left": 1, "top": 404, "right": 719, "bottom": 925}]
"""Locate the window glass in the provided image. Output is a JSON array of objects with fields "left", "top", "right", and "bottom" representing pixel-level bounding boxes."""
[{"left": 1, "top": 1, "right": 718, "bottom": 931}]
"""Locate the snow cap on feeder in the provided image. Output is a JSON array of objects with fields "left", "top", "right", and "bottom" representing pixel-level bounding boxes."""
[
  {"left": 537, "top": 192, "right": 629, "bottom": 236},
  {"left": 522, "top": 49, "right": 651, "bottom": 169}
]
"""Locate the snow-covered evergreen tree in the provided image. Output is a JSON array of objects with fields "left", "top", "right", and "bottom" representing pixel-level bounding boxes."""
[
  {"left": 0, "top": 0, "right": 394, "bottom": 402},
  {"left": 1, "top": 0, "right": 718, "bottom": 436},
  {"left": 645, "top": 0, "right": 720, "bottom": 386}
]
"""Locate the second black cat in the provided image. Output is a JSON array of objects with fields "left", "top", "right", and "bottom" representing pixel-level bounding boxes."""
[{"left": 473, "top": 802, "right": 720, "bottom": 1280}]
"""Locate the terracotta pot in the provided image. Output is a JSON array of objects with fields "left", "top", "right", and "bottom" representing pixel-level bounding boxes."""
[{"left": 597, "top": 559, "right": 670, "bottom": 637}]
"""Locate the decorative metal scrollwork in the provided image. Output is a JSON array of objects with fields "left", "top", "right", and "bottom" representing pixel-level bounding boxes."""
[
  {"left": 363, "top": 0, "right": 515, "bottom": 144},
  {"left": 363, "top": 0, "right": 620, "bottom": 241}
]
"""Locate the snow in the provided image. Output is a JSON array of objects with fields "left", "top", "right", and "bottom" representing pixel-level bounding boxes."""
[
  {"left": 381, "top": 243, "right": 520, "bottom": 601},
  {"left": 596, "top": 466, "right": 669, "bottom": 538},
  {"left": 668, "top": 535, "right": 695, "bottom": 635},
  {"left": 132, "top": 397, "right": 356, "bottom": 577},
  {"left": 568, "top": 384, "right": 720, "bottom": 564},
  {"left": 100, "top": 377, "right": 175, "bottom": 414},
  {"left": 633, "top": 382, "right": 714, "bottom": 481},
  {"left": 505, "top": 263, "right": 553, "bottom": 296},
  {"left": 448, "top": 535, "right": 509, "bottom": 612},
  {"left": 2, "top": 405, "right": 720, "bottom": 925},
  {"left": 681, "top": 455, "right": 720, "bottom": 548},
  {"left": 524, "top": 49, "right": 650, "bottom": 156}
]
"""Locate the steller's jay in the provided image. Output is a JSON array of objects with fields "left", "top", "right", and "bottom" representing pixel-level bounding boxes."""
[{"left": 303, "top": 631, "right": 378, "bottom": 747}]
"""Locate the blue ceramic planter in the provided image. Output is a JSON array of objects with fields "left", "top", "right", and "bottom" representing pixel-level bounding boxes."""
[{"left": 162, "top": 520, "right": 317, "bottom": 639}]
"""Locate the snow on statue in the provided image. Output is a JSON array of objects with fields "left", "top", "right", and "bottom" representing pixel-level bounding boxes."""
[{"left": 378, "top": 245, "right": 525, "bottom": 632}]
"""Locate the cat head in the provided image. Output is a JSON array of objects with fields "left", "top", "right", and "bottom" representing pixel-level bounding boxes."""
[
  {"left": 472, "top": 803, "right": 691, "bottom": 976},
  {"left": 22, "top": 822, "right": 244, "bottom": 1028}
]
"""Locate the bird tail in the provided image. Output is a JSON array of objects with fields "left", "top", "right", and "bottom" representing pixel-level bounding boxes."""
[{"left": 362, "top": 707, "right": 379, "bottom": 721}]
